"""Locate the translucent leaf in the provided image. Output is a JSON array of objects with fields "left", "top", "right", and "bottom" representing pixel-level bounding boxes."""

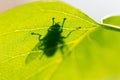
[
  {"left": 51, "top": 15, "right": 120, "bottom": 80},
  {"left": 0, "top": 1, "right": 113, "bottom": 80}
]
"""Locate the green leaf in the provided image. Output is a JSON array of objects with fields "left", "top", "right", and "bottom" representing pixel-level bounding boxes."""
[
  {"left": 51, "top": 15, "right": 120, "bottom": 80},
  {"left": 100, "top": 15, "right": 120, "bottom": 31},
  {"left": 2, "top": 1, "right": 120, "bottom": 80},
  {"left": 103, "top": 15, "right": 120, "bottom": 26}
]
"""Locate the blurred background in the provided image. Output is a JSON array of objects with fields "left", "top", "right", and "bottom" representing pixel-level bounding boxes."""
[{"left": 0, "top": 0, "right": 120, "bottom": 22}]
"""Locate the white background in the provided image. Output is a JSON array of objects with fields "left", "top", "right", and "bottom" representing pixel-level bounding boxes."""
[{"left": 0, "top": 0, "right": 120, "bottom": 22}]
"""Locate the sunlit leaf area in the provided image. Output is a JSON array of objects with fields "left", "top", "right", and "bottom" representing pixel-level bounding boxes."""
[{"left": 0, "top": 1, "right": 120, "bottom": 80}]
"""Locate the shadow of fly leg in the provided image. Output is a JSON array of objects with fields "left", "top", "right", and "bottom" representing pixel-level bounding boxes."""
[
  {"left": 59, "top": 42, "right": 71, "bottom": 59},
  {"left": 31, "top": 32, "right": 45, "bottom": 60},
  {"left": 59, "top": 44, "right": 65, "bottom": 55},
  {"left": 59, "top": 27, "right": 81, "bottom": 58},
  {"left": 31, "top": 32, "right": 42, "bottom": 41},
  {"left": 25, "top": 32, "right": 43, "bottom": 64},
  {"left": 59, "top": 40, "right": 68, "bottom": 59},
  {"left": 64, "top": 27, "right": 81, "bottom": 38}
]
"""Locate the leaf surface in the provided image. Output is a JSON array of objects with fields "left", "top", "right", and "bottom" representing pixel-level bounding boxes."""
[
  {"left": 103, "top": 15, "right": 120, "bottom": 26},
  {"left": 100, "top": 15, "right": 120, "bottom": 31},
  {"left": 2, "top": 1, "right": 120, "bottom": 80}
]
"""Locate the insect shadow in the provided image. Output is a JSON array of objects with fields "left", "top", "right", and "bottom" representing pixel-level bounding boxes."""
[{"left": 25, "top": 18, "right": 81, "bottom": 64}]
